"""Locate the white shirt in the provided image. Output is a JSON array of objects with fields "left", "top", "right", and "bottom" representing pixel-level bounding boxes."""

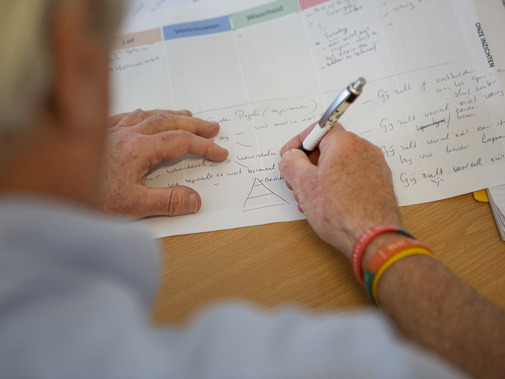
[{"left": 0, "top": 196, "right": 465, "bottom": 378}]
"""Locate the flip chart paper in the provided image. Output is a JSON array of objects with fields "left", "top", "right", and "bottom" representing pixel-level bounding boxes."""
[
  {"left": 110, "top": 0, "right": 505, "bottom": 238},
  {"left": 126, "top": 0, "right": 203, "bottom": 16}
]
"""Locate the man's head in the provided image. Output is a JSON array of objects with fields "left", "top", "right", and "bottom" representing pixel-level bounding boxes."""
[{"left": 0, "top": 0, "right": 124, "bottom": 204}]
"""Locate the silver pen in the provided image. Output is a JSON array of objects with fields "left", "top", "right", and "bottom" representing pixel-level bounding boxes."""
[{"left": 298, "top": 77, "right": 366, "bottom": 154}]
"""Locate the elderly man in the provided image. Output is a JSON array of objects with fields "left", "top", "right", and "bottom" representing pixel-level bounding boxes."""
[{"left": 0, "top": 0, "right": 504, "bottom": 378}]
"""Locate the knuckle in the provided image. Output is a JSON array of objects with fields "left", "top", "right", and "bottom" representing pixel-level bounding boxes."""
[
  {"left": 278, "top": 155, "right": 292, "bottom": 176},
  {"left": 345, "top": 132, "right": 378, "bottom": 154},
  {"left": 121, "top": 109, "right": 148, "bottom": 126},
  {"left": 372, "top": 144, "right": 384, "bottom": 157},
  {"left": 279, "top": 156, "right": 288, "bottom": 172},
  {"left": 152, "top": 112, "right": 172, "bottom": 126},
  {"left": 344, "top": 131, "right": 361, "bottom": 144},
  {"left": 167, "top": 190, "right": 179, "bottom": 216},
  {"left": 132, "top": 108, "right": 147, "bottom": 119}
]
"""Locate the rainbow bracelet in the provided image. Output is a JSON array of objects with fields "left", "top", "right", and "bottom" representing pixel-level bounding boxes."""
[
  {"left": 363, "top": 243, "right": 435, "bottom": 305},
  {"left": 351, "top": 225, "right": 415, "bottom": 285}
]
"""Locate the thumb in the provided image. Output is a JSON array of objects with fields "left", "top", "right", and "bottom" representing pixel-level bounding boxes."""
[
  {"left": 279, "top": 148, "right": 316, "bottom": 195},
  {"left": 138, "top": 185, "right": 202, "bottom": 217}
]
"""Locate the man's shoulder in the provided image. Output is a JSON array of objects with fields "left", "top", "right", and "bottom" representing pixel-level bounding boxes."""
[{"left": 0, "top": 195, "right": 161, "bottom": 315}]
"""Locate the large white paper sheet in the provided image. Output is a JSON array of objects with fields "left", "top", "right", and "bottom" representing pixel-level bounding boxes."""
[
  {"left": 110, "top": 0, "right": 505, "bottom": 238},
  {"left": 126, "top": 0, "right": 203, "bottom": 16}
]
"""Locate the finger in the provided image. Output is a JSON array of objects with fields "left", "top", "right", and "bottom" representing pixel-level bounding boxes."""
[
  {"left": 317, "top": 127, "right": 357, "bottom": 165},
  {"left": 109, "top": 109, "right": 193, "bottom": 127},
  {"left": 279, "top": 148, "right": 316, "bottom": 195},
  {"left": 280, "top": 121, "right": 348, "bottom": 157},
  {"left": 318, "top": 124, "right": 349, "bottom": 151},
  {"left": 307, "top": 149, "right": 320, "bottom": 165},
  {"left": 144, "top": 130, "right": 229, "bottom": 163},
  {"left": 280, "top": 121, "right": 318, "bottom": 157},
  {"left": 132, "top": 113, "right": 220, "bottom": 138},
  {"left": 283, "top": 147, "right": 319, "bottom": 168},
  {"left": 133, "top": 185, "right": 202, "bottom": 217}
]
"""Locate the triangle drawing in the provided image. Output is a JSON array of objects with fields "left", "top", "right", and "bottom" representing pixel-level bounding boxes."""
[{"left": 243, "top": 178, "right": 289, "bottom": 211}]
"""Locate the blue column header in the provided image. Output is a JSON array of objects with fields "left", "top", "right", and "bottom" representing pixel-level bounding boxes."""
[{"left": 163, "top": 15, "right": 232, "bottom": 40}]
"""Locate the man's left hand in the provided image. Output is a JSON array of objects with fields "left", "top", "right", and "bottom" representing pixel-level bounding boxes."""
[{"left": 99, "top": 109, "right": 228, "bottom": 218}]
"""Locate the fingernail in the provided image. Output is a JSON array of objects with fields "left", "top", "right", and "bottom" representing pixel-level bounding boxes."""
[{"left": 188, "top": 194, "right": 198, "bottom": 214}]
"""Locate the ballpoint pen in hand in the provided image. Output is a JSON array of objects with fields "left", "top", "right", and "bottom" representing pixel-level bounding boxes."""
[{"left": 298, "top": 77, "right": 366, "bottom": 154}]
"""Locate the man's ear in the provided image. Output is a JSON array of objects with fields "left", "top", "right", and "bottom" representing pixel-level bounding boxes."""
[{"left": 49, "top": 0, "right": 109, "bottom": 137}]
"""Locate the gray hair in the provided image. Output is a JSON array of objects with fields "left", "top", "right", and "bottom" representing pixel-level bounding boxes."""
[{"left": 0, "top": 0, "right": 125, "bottom": 136}]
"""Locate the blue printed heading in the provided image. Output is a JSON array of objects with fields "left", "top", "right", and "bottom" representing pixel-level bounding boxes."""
[{"left": 163, "top": 15, "right": 232, "bottom": 40}]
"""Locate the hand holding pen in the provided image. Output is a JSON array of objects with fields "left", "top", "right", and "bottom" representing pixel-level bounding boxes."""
[
  {"left": 279, "top": 77, "right": 402, "bottom": 256},
  {"left": 298, "top": 77, "right": 366, "bottom": 154}
]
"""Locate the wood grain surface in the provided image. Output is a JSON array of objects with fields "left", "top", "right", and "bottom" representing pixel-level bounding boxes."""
[{"left": 152, "top": 194, "right": 505, "bottom": 325}]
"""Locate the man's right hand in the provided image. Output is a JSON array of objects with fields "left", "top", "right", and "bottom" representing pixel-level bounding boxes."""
[{"left": 279, "top": 122, "right": 402, "bottom": 258}]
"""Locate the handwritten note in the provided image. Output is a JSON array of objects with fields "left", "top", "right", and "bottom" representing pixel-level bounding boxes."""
[{"left": 111, "top": 0, "right": 505, "bottom": 237}]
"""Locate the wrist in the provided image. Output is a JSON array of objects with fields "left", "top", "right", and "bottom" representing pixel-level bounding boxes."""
[
  {"left": 360, "top": 233, "right": 408, "bottom": 271},
  {"left": 351, "top": 225, "right": 414, "bottom": 285},
  {"left": 361, "top": 237, "right": 435, "bottom": 305}
]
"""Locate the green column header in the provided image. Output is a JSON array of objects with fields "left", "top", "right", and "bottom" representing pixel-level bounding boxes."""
[{"left": 231, "top": 0, "right": 300, "bottom": 29}]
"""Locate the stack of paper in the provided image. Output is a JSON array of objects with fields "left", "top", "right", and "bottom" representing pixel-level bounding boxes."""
[
  {"left": 485, "top": 0, "right": 505, "bottom": 242},
  {"left": 488, "top": 185, "right": 505, "bottom": 240}
]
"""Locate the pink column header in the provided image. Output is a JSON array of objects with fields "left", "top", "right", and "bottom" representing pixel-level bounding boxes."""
[{"left": 299, "top": 0, "right": 328, "bottom": 10}]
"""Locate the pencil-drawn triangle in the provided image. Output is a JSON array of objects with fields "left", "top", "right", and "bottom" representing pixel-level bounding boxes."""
[{"left": 243, "top": 178, "right": 289, "bottom": 212}]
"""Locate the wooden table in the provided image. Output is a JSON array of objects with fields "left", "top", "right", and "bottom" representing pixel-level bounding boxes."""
[{"left": 152, "top": 194, "right": 505, "bottom": 325}]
